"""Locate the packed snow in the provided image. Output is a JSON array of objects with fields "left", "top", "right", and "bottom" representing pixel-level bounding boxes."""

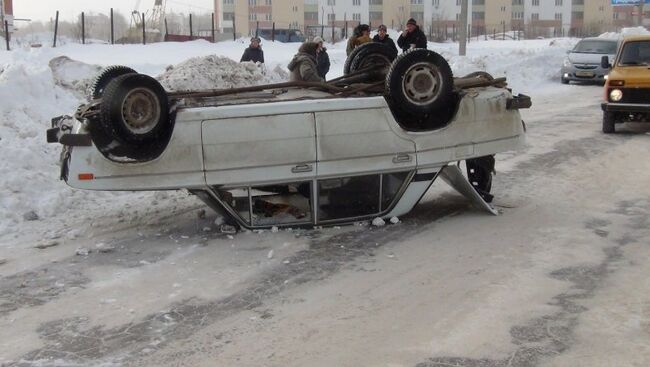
[{"left": 6, "top": 27, "right": 639, "bottom": 240}]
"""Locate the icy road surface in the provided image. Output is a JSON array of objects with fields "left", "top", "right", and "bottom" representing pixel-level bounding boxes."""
[{"left": 1, "top": 84, "right": 649, "bottom": 366}]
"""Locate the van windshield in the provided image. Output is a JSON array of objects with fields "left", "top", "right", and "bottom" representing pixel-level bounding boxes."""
[
  {"left": 572, "top": 40, "right": 617, "bottom": 54},
  {"left": 618, "top": 40, "right": 650, "bottom": 66}
]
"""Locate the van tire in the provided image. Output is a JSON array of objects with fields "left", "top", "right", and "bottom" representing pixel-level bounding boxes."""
[{"left": 90, "top": 65, "right": 137, "bottom": 100}]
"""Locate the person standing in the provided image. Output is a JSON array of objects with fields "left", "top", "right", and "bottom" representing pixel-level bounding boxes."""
[
  {"left": 287, "top": 42, "right": 324, "bottom": 83},
  {"left": 372, "top": 24, "right": 398, "bottom": 55},
  {"left": 313, "top": 36, "right": 330, "bottom": 80},
  {"left": 346, "top": 24, "right": 371, "bottom": 56},
  {"left": 240, "top": 37, "right": 265, "bottom": 63},
  {"left": 397, "top": 18, "right": 427, "bottom": 53}
]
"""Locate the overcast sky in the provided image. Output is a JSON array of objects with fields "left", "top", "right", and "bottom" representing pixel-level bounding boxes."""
[{"left": 13, "top": 0, "right": 215, "bottom": 22}]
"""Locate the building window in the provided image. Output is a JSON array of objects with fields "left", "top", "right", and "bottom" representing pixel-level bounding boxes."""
[
  {"left": 353, "top": 0, "right": 361, "bottom": 5},
  {"left": 532, "top": 0, "right": 539, "bottom": 6},
  {"left": 305, "top": 12, "right": 318, "bottom": 20},
  {"left": 572, "top": 0, "right": 584, "bottom": 5},
  {"left": 327, "top": 13, "right": 336, "bottom": 21},
  {"left": 432, "top": 0, "right": 440, "bottom": 6},
  {"left": 473, "top": 0, "right": 485, "bottom": 5},
  {"left": 327, "top": 0, "right": 336, "bottom": 5},
  {"left": 223, "top": 12, "right": 234, "bottom": 20},
  {"left": 265, "top": 0, "right": 272, "bottom": 5},
  {"left": 369, "top": 0, "right": 383, "bottom": 4},
  {"left": 248, "top": 0, "right": 257, "bottom": 6},
  {"left": 411, "top": 11, "right": 424, "bottom": 21},
  {"left": 292, "top": 6, "right": 298, "bottom": 11},
  {"left": 370, "top": 11, "right": 382, "bottom": 19},
  {"left": 411, "top": 0, "right": 423, "bottom": 4},
  {"left": 353, "top": 13, "right": 361, "bottom": 21},
  {"left": 223, "top": 0, "right": 234, "bottom": 4},
  {"left": 512, "top": 0, "right": 523, "bottom": 5},
  {"left": 555, "top": 13, "right": 562, "bottom": 20},
  {"left": 249, "top": 13, "right": 257, "bottom": 20},
  {"left": 264, "top": 13, "right": 271, "bottom": 21},
  {"left": 472, "top": 11, "right": 485, "bottom": 20},
  {"left": 613, "top": 12, "right": 619, "bottom": 20},
  {"left": 572, "top": 11, "right": 583, "bottom": 19},
  {"left": 501, "top": 6, "right": 506, "bottom": 11},
  {"left": 531, "top": 13, "right": 539, "bottom": 20},
  {"left": 555, "top": 0, "right": 563, "bottom": 6},
  {"left": 457, "top": 0, "right": 461, "bottom": 6}
]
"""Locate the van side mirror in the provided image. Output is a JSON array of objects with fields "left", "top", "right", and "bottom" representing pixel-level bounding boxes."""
[{"left": 601, "top": 56, "right": 611, "bottom": 69}]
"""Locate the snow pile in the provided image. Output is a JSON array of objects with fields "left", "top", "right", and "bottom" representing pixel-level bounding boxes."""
[
  {"left": 157, "top": 55, "right": 288, "bottom": 92},
  {"left": 48, "top": 56, "right": 101, "bottom": 97},
  {"left": 599, "top": 26, "right": 650, "bottom": 39}
]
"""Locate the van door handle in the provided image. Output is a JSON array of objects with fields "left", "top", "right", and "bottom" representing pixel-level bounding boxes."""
[
  {"left": 392, "top": 154, "right": 412, "bottom": 164},
  {"left": 291, "top": 164, "right": 313, "bottom": 173}
]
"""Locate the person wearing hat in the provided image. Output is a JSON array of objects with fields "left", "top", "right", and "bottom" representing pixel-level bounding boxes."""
[
  {"left": 372, "top": 24, "right": 397, "bottom": 55},
  {"left": 240, "top": 37, "right": 265, "bottom": 63},
  {"left": 346, "top": 24, "right": 371, "bottom": 56},
  {"left": 287, "top": 42, "right": 324, "bottom": 83},
  {"left": 313, "top": 36, "right": 331, "bottom": 80},
  {"left": 397, "top": 18, "right": 427, "bottom": 53}
]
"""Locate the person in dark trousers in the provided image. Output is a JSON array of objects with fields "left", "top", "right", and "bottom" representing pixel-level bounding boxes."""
[
  {"left": 240, "top": 37, "right": 264, "bottom": 63},
  {"left": 287, "top": 42, "right": 324, "bottom": 83},
  {"left": 397, "top": 18, "right": 427, "bottom": 53},
  {"left": 372, "top": 24, "right": 397, "bottom": 55},
  {"left": 313, "top": 36, "right": 330, "bottom": 80}
]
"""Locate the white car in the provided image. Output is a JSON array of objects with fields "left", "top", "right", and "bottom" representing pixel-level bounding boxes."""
[{"left": 47, "top": 47, "right": 530, "bottom": 229}]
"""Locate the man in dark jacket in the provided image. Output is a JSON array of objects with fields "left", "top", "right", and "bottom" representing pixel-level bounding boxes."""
[
  {"left": 240, "top": 37, "right": 264, "bottom": 63},
  {"left": 313, "top": 36, "right": 330, "bottom": 80},
  {"left": 287, "top": 42, "right": 323, "bottom": 83},
  {"left": 397, "top": 18, "right": 427, "bottom": 53},
  {"left": 372, "top": 24, "right": 397, "bottom": 55}
]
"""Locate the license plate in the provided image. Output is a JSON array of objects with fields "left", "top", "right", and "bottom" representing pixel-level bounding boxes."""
[{"left": 576, "top": 71, "right": 595, "bottom": 77}]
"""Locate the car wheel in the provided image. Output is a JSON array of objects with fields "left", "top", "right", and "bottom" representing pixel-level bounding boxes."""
[
  {"left": 90, "top": 65, "right": 137, "bottom": 100},
  {"left": 386, "top": 48, "right": 454, "bottom": 116},
  {"left": 99, "top": 73, "right": 170, "bottom": 145},
  {"left": 344, "top": 42, "right": 397, "bottom": 75},
  {"left": 561, "top": 77, "right": 569, "bottom": 84},
  {"left": 602, "top": 112, "right": 615, "bottom": 134}
]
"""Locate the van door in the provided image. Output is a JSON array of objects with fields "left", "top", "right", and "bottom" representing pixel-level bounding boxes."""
[
  {"left": 202, "top": 112, "right": 316, "bottom": 186},
  {"left": 314, "top": 106, "right": 416, "bottom": 177}
]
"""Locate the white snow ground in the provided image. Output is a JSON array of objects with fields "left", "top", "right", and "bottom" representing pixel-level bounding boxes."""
[{"left": 0, "top": 35, "right": 577, "bottom": 241}]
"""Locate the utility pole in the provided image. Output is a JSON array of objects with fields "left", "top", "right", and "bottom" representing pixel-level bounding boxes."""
[
  {"left": 639, "top": 0, "right": 645, "bottom": 27},
  {"left": 459, "top": 0, "right": 468, "bottom": 56}
]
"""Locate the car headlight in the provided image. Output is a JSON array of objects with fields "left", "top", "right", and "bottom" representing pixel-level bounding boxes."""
[
  {"left": 609, "top": 89, "right": 623, "bottom": 102},
  {"left": 563, "top": 58, "right": 572, "bottom": 68}
]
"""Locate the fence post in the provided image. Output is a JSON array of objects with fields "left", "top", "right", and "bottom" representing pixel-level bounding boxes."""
[
  {"left": 272, "top": 22, "right": 275, "bottom": 41},
  {"left": 53, "top": 11, "right": 60, "bottom": 47},
  {"left": 467, "top": 24, "right": 470, "bottom": 43},
  {"left": 321, "top": 25, "right": 324, "bottom": 38},
  {"left": 502, "top": 23, "right": 505, "bottom": 40},
  {"left": 164, "top": 18, "right": 169, "bottom": 41},
  {"left": 110, "top": 8, "right": 114, "bottom": 44},
  {"left": 189, "top": 14, "right": 193, "bottom": 40},
  {"left": 255, "top": 21, "right": 259, "bottom": 37},
  {"left": 233, "top": 18, "right": 236, "bottom": 41},
  {"left": 142, "top": 13, "right": 146, "bottom": 45},
  {"left": 345, "top": 21, "right": 347, "bottom": 38},
  {"left": 81, "top": 12, "right": 85, "bottom": 44},
  {"left": 4, "top": 20, "right": 9, "bottom": 51},
  {"left": 211, "top": 13, "right": 215, "bottom": 42},
  {"left": 331, "top": 22, "right": 335, "bottom": 42}
]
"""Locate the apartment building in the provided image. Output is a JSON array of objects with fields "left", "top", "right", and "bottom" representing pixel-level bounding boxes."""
[{"left": 215, "top": 0, "right": 623, "bottom": 39}]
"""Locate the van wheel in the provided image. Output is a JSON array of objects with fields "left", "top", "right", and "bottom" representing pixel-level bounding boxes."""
[
  {"left": 386, "top": 49, "right": 454, "bottom": 116},
  {"left": 344, "top": 42, "right": 397, "bottom": 75},
  {"left": 99, "top": 73, "right": 170, "bottom": 145},
  {"left": 602, "top": 112, "right": 615, "bottom": 134},
  {"left": 90, "top": 65, "right": 137, "bottom": 100}
]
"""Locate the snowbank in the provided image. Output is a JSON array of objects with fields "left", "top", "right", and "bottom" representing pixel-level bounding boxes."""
[
  {"left": 158, "top": 55, "right": 288, "bottom": 91},
  {"left": 599, "top": 26, "right": 650, "bottom": 39}
]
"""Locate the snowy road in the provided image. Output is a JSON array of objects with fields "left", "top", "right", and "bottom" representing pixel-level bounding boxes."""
[{"left": 1, "top": 82, "right": 650, "bottom": 367}]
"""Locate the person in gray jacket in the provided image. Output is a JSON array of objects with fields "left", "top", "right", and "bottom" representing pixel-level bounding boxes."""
[{"left": 287, "top": 42, "right": 324, "bottom": 83}]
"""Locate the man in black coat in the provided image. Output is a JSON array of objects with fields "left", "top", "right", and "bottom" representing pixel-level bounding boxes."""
[
  {"left": 397, "top": 18, "right": 427, "bottom": 53},
  {"left": 240, "top": 37, "right": 265, "bottom": 63},
  {"left": 313, "top": 36, "right": 330, "bottom": 80},
  {"left": 372, "top": 24, "right": 397, "bottom": 55}
]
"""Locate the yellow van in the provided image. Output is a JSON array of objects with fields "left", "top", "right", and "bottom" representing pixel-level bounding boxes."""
[{"left": 601, "top": 35, "right": 650, "bottom": 133}]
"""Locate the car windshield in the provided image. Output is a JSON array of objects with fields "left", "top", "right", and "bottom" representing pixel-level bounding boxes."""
[
  {"left": 618, "top": 40, "right": 650, "bottom": 66},
  {"left": 572, "top": 40, "right": 618, "bottom": 54}
]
